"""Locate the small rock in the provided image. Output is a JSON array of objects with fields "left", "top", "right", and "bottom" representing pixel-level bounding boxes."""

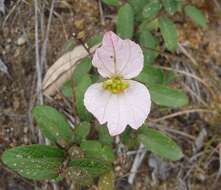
[
  {"left": 148, "top": 154, "right": 171, "bottom": 182},
  {"left": 0, "top": 0, "right": 5, "bottom": 14},
  {"left": 16, "top": 35, "right": 27, "bottom": 46},
  {"left": 0, "top": 58, "right": 9, "bottom": 75}
]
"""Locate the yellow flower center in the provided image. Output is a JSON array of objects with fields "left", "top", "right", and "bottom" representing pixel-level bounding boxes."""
[{"left": 102, "top": 76, "right": 129, "bottom": 94}]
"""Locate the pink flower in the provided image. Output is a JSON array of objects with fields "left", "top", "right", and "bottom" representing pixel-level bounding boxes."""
[{"left": 84, "top": 31, "right": 151, "bottom": 136}]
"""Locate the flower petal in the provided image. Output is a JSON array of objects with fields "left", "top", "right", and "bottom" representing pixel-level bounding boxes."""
[
  {"left": 122, "top": 80, "right": 151, "bottom": 129},
  {"left": 92, "top": 31, "right": 144, "bottom": 79},
  {"left": 84, "top": 80, "right": 151, "bottom": 136}
]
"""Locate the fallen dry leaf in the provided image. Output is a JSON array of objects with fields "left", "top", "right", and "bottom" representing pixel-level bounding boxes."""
[{"left": 42, "top": 44, "right": 99, "bottom": 96}]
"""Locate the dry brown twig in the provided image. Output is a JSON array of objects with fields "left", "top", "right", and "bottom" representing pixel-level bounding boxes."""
[
  {"left": 98, "top": 0, "right": 105, "bottom": 25},
  {"left": 40, "top": 0, "right": 55, "bottom": 68},
  {"left": 149, "top": 108, "right": 214, "bottom": 123},
  {"left": 178, "top": 43, "right": 198, "bottom": 66},
  {"left": 213, "top": 0, "right": 221, "bottom": 10},
  {"left": 211, "top": 143, "right": 221, "bottom": 189},
  {"left": 2, "top": 0, "right": 22, "bottom": 27},
  {"left": 156, "top": 65, "right": 213, "bottom": 95},
  {"left": 33, "top": 0, "right": 59, "bottom": 189},
  {"left": 128, "top": 144, "right": 146, "bottom": 185}
]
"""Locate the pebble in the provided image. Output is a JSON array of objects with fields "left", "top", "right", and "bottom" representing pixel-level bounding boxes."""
[{"left": 16, "top": 35, "right": 27, "bottom": 46}]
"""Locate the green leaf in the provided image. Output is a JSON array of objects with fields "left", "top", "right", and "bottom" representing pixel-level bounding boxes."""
[
  {"left": 102, "top": 0, "right": 119, "bottom": 6},
  {"left": 86, "top": 34, "right": 102, "bottom": 48},
  {"left": 162, "top": 70, "right": 176, "bottom": 85},
  {"left": 80, "top": 140, "right": 115, "bottom": 162},
  {"left": 136, "top": 64, "right": 164, "bottom": 85},
  {"left": 142, "top": 0, "right": 161, "bottom": 20},
  {"left": 185, "top": 5, "right": 207, "bottom": 28},
  {"left": 73, "top": 57, "right": 92, "bottom": 84},
  {"left": 1, "top": 145, "right": 64, "bottom": 180},
  {"left": 162, "top": 0, "right": 182, "bottom": 15},
  {"left": 73, "top": 122, "right": 91, "bottom": 143},
  {"left": 66, "top": 166, "right": 93, "bottom": 186},
  {"left": 128, "top": 0, "right": 148, "bottom": 14},
  {"left": 139, "top": 18, "right": 159, "bottom": 32},
  {"left": 121, "top": 128, "right": 138, "bottom": 149},
  {"left": 69, "top": 158, "right": 111, "bottom": 177},
  {"left": 61, "top": 58, "right": 92, "bottom": 98},
  {"left": 32, "top": 105, "right": 73, "bottom": 146},
  {"left": 98, "top": 171, "right": 114, "bottom": 190},
  {"left": 138, "top": 126, "right": 183, "bottom": 161},
  {"left": 149, "top": 84, "right": 189, "bottom": 107},
  {"left": 98, "top": 127, "right": 113, "bottom": 145},
  {"left": 117, "top": 3, "right": 134, "bottom": 39},
  {"left": 128, "top": 0, "right": 149, "bottom": 21},
  {"left": 61, "top": 80, "right": 73, "bottom": 98},
  {"left": 139, "top": 30, "right": 159, "bottom": 64},
  {"left": 159, "top": 16, "right": 178, "bottom": 52},
  {"left": 75, "top": 74, "right": 92, "bottom": 121}
]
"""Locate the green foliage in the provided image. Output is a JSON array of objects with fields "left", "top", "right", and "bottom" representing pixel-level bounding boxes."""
[
  {"left": 80, "top": 140, "right": 115, "bottom": 162},
  {"left": 162, "top": 0, "right": 181, "bottom": 15},
  {"left": 139, "top": 18, "right": 159, "bottom": 32},
  {"left": 162, "top": 70, "right": 176, "bottom": 85},
  {"left": 159, "top": 16, "right": 178, "bottom": 52},
  {"left": 61, "top": 80, "right": 73, "bottom": 98},
  {"left": 75, "top": 74, "right": 92, "bottom": 121},
  {"left": 102, "top": 0, "right": 119, "bottom": 6},
  {"left": 61, "top": 58, "right": 92, "bottom": 98},
  {"left": 117, "top": 3, "right": 134, "bottom": 39},
  {"left": 148, "top": 84, "right": 189, "bottom": 108},
  {"left": 142, "top": 0, "right": 161, "bottom": 20},
  {"left": 73, "top": 57, "right": 92, "bottom": 84},
  {"left": 98, "top": 171, "right": 115, "bottom": 190},
  {"left": 185, "top": 5, "right": 207, "bottom": 28},
  {"left": 73, "top": 122, "right": 91, "bottom": 143},
  {"left": 86, "top": 34, "right": 102, "bottom": 47},
  {"left": 32, "top": 105, "right": 73, "bottom": 146},
  {"left": 128, "top": 0, "right": 148, "bottom": 21},
  {"left": 139, "top": 29, "right": 159, "bottom": 64},
  {"left": 136, "top": 64, "right": 164, "bottom": 85},
  {"left": 66, "top": 166, "right": 93, "bottom": 186},
  {"left": 128, "top": 0, "right": 147, "bottom": 14},
  {"left": 69, "top": 158, "right": 111, "bottom": 177},
  {"left": 98, "top": 127, "right": 113, "bottom": 145},
  {"left": 121, "top": 128, "right": 138, "bottom": 149},
  {"left": 1, "top": 145, "right": 64, "bottom": 180},
  {"left": 138, "top": 126, "right": 183, "bottom": 161}
]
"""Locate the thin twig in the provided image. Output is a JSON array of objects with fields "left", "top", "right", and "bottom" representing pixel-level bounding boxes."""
[
  {"left": 156, "top": 65, "right": 210, "bottom": 91},
  {"left": 36, "top": 1, "right": 59, "bottom": 189},
  {"left": 40, "top": 0, "right": 55, "bottom": 68},
  {"left": 98, "top": 0, "right": 105, "bottom": 25},
  {"left": 213, "top": 0, "right": 221, "bottom": 10},
  {"left": 156, "top": 65, "right": 216, "bottom": 101},
  {"left": 178, "top": 43, "right": 198, "bottom": 66},
  {"left": 149, "top": 108, "right": 214, "bottom": 123},
  {"left": 212, "top": 144, "right": 221, "bottom": 189},
  {"left": 34, "top": 0, "right": 43, "bottom": 104},
  {"left": 182, "top": 83, "right": 208, "bottom": 106},
  {"left": 2, "top": 0, "right": 22, "bottom": 27},
  {"left": 164, "top": 128, "right": 196, "bottom": 141},
  {"left": 128, "top": 144, "right": 146, "bottom": 184},
  {"left": 34, "top": 0, "right": 45, "bottom": 145}
]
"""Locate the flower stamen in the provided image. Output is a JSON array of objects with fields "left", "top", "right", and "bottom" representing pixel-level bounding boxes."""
[{"left": 102, "top": 76, "right": 129, "bottom": 94}]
